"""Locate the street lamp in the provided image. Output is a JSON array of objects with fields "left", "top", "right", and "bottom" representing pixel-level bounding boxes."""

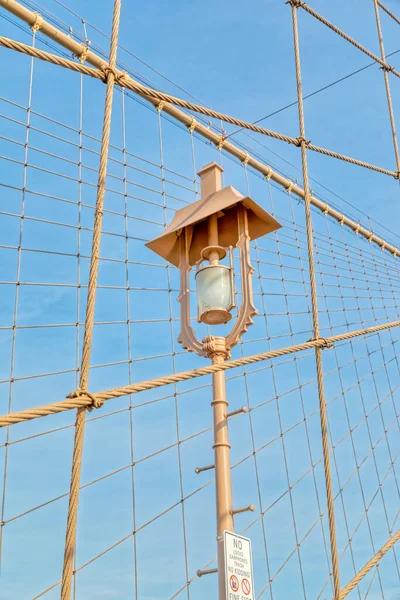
[{"left": 146, "top": 162, "right": 282, "bottom": 598}]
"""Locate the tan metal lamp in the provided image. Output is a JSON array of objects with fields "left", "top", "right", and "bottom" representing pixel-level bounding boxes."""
[
  {"left": 146, "top": 162, "right": 281, "bottom": 599},
  {"left": 147, "top": 162, "right": 282, "bottom": 357}
]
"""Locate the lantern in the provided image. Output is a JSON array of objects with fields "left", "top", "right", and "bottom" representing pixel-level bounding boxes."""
[{"left": 146, "top": 162, "right": 282, "bottom": 356}]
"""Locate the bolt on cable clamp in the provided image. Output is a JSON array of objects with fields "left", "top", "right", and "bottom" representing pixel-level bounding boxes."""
[
  {"left": 30, "top": 12, "right": 43, "bottom": 32},
  {"left": 66, "top": 387, "right": 104, "bottom": 411},
  {"left": 296, "top": 135, "right": 311, "bottom": 147},
  {"left": 77, "top": 44, "right": 89, "bottom": 63}
]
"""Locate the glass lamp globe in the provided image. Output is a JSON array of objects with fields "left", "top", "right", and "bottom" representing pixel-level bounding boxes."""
[{"left": 195, "top": 264, "right": 233, "bottom": 325}]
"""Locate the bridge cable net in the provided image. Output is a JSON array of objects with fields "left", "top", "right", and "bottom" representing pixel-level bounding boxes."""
[{"left": 0, "top": 0, "right": 399, "bottom": 599}]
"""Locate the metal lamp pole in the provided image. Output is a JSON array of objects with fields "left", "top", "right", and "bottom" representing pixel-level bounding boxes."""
[
  {"left": 146, "top": 161, "right": 281, "bottom": 600},
  {"left": 205, "top": 337, "right": 234, "bottom": 598}
]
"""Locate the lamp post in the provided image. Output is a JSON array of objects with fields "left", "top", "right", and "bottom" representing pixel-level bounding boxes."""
[{"left": 146, "top": 162, "right": 281, "bottom": 599}]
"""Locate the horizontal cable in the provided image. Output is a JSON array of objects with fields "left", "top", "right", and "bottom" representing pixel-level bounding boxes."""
[{"left": 0, "top": 319, "right": 398, "bottom": 427}]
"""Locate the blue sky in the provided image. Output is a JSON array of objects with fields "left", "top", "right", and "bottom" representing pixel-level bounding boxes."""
[{"left": 0, "top": 0, "right": 399, "bottom": 599}]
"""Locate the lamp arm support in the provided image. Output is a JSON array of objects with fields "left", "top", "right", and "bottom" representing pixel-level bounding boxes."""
[
  {"left": 225, "top": 205, "right": 257, "bottom": 350},
  {"left": 177, "top": 228, "right": 206, "bottom": 356}
]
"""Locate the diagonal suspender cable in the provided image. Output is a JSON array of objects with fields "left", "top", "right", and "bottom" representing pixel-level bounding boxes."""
[
  {"left": 294, "top": 0, "right": 400, "bottom": 78},
  {"left": 60, "top": 1, "right": 121, "bottom": 598},
  {"left": 377, "top": 1, "right": 400, "bottom": 27},
  {"left": 372, "top": 0, "right": 400, "bottom": 173},
  {"left": 289, "top": 3, "right": 341, "bottom": 599},
  {"left": 339, "top": 529, "right": 400, "bottom": 600}
]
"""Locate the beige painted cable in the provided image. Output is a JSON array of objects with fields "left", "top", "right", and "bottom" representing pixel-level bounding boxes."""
[
  {"left": 0, "top": 320, "right": 398, "bottom": 428},
  {"left": 377, "top": 1, "right": 400, "bottom": 26},
  {"left": 0, "top": 4, "right": 400, "bottom": 256},
  {"left": 294, "top": 0, "right": 400, "bottom": 78},
  {"left": 290, "top": 4, "right": 341, "bottom": 598},
  {"left": 60, "top": 1, "right": 122, "bottom": 598},
  {"left": 339, "top": 529, "right": 400, "bottom": 599},
  {"left": 0, "top": 33, "right": 398, "bottom": 180},
  {"left": 372, "top": 0, "right": 400, "bottom": 172}
]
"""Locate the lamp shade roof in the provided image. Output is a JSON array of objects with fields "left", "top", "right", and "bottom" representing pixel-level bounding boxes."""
[{"left": 146, "top": 185, "right": 282, "bottom": 267}]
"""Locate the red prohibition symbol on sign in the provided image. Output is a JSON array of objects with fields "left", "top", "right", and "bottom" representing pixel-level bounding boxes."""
[
  {"left": 242, "top": 578, "right": 251, "bottom": 595},
  {"left": 230, "top": 575, "right": 239, "bottom": 592}
]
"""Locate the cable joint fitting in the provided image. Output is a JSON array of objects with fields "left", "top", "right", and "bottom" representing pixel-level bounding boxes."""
[
  {"left": 30, "top": 12, "right": 43, "bottom": 32},
  {"left": 319, "top": 337, "right": 333, "bottom": 350},
  {"left": 216, "top": 135, "right": 226, "bottom": 151},
  {"left": 241, "top": 152, "right": 250, "bottom": 166},
  {"left": 66, "top": 387, "right": 104, "bottom": 411},
  {"left": 187, "top": 117, "right": 197, "bottom": 133},
  {"left": 296, "top": 135, "right": 311, "bottom": 147},
  {"left": 76, "top": 44, "right": 89, "bottom": 63},
  {"left": 308, "top": 336, "right": 333, "bottom": 350},
  {"left": 286, "top": 0, "right": 306, "bottom": 9}
]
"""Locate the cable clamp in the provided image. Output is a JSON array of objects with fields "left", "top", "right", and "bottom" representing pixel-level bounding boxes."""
[
  {"left": 76, "top": 44, "right": 89, "bottom": 63},
  {"left": 66, "top": 387, "right": 104, "bottom": 411},
  {"left": 101, "top": 67, "right": 126, "bottom": 86},
  {"left": 30, "top": 12, "right": 43, "bottom": 32},
  {"left": 319, "top": 337, "right": 333, "bottom": 350},
  {"left": 241, "top": 152, "right": 250, "bottom": 166},
  {"left": 308, "top": 336, "right": 333, "bottom": 350},
  {"left": 216, "top": 135, "right": 225, "bottom": 150},
  {"left": 296, "top": 135, "right": 311, "bottom": 147},
  {"left": 368, "top": 232, "right": 374, "bottom": 243},
  {"left": 323, "top": 204, "right": 329, "bottom": 215},
  {"left": 381, "top": 63, "right": 395, "bottom": 73},
  {"left": 354, "top": 223, "right": 360, "bottom": 235},
  {"left": 393, "top": 248, "right": 399, "bottom": 257},
  {"left": 156, "top": 100, "right": 166, "bottom": 113},
  {"left": 187, "top": 117, "right": 197, "bottom": 132},
  {"left": 339, "top": 214, "right": 345, "bottom": 225},
  {"left": 116, "top": 70, "right": 127, "bottom": 85},
  {"left": 264, "top": 168, "right": 273, "bottom": 180},
  {"left": 286, "top": 0, "right": 306, "bottom": 6},
  {"left": 286, "top": 182, "right": 294, "bottom": 194}
]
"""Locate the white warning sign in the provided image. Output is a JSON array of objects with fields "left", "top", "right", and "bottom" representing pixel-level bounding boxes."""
[{"left": 224, "top": 531, "right": 254, "bottom": 600}]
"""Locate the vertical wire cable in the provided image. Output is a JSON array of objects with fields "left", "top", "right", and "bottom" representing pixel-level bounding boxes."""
[
  {"left": 158, "top": 108, "right": 190, "bottom": 597},
  {"left": 248, "top": 176, "right": 308, "bottom": 600},
  {"left": 240, "top": 166, "right": 275, "bottom": 600},
  {"left": 61, "top": 2, "right": 122, "bottom": 598},
  {"left": 122, "top": 88, "right": 139, "bottom": 599},
  {"left": 188, "top": 128, "right": 199, "bottom": 201},
  {"left": 289, "top": 4, "right": 341, "bottom": 598},
  {"left": 351, "top": 233, "right": 400, "bottom": 583},
  {"left": 347, "top": 231, "right": 400, "bottom": 501},
  {"left": 339, "top": 225, "right": 400, "bottom": 589},
  {"left": 72, "top": 68, "right": 84, "bottom": 600},
  {"left": 0, "top": 24, "right": 36, "bottom": 567}
]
